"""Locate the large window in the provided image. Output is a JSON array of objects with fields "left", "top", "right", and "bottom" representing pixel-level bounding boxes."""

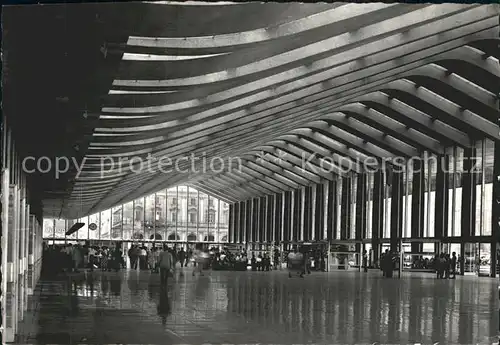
[
  {"left": 219, "top": 200, "right": 229, "bottom": 243},
  {"left": 424, "top": 154, "right": 436, "bottom": 238},
  {"left": 133, "top": 197, "right": 144, "bottom": 239},
  {"left": 199, "top": 191, "right": 209, "bottom": 241},
  {"left": 41, "top": 186, "right": 230, "bottom": 243},
  {"left": 178, "top": 186, "right": 188, "bottom": 240},
  {"left": 43, "top": 218, "right": 54, "bottom": 238},
  {"left": 402, "top": 162, "right": 412, "bottom": 239},
  {"left": 475, "top": 139, "right": 494, "bottom": 236},
  {"left": 336, "top": 177, "right": 342, "bottom": 240},
  {"left": 383, "top": 171, "right": 391, "bottom": 239},
  {"left": 100, "top": 210, "right": 111, "bottom": 240},
  {"left": 88, "top": 213, "right": 99, "bottom": 240},
  {"left": 350, "top": 175, "right": 357, "bottom": 239},
  {"left": 66, "top": 219, "right": 77, "bottom": 240},
  {"left": 166, "top": 187, "right": 177, "bottom": 236},
  {"left": 54, "top": 219, "right": 66, "bottom": 239},
  {"left": 77, "top": 217, "right": 88, "bottom": 240},
  {"left": 366, "top": 173, "right": 374, "bottom": 239},
  {"left": 111, "top": 206, "right": 122, "bottom": 240},
  {"left": 145, "top": 194, "right": 155, "bottom": 239},
  {"left": 154, "top": 190, "right": 166, "bottom": 240},
  {"left": 122, "top": 201, "right": 133, "bottom": 240}
]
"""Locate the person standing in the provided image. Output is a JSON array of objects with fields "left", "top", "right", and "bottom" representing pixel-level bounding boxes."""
[
  {"left": 139, "top": 246, "right": 147, "bottom": 270},
  {"left": 178, "top": 248, "right": 186, "bottom": 268},
  {"left": 193, "top": 244, "right": 205, "bottom": 276},
  {"left": 128, "top": 245, "right": 137, "bottom": 270},
  {"left": 159, "top": 245, "right": 173, "bottom": 289},
  {"left": 363, "top": 250, "right": 368, "bottom": 273},
  {"left": 450, "top": 252, "right": 457, "bottom": 279}
]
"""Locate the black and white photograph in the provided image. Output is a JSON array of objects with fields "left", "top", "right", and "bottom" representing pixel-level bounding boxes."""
[{"left": 1, "top": 1, "right": 499, "bottom": 344}]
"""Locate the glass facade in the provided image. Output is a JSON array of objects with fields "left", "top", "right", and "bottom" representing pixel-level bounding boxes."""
[{"left": 42, "top": 185, "right": 230, "bottom": 243}]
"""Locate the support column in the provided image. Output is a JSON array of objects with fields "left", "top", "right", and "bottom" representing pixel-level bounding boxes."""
[
  {"left": 238, "top": 202, "right": 245, "bottom": 244},
  {"left": 434, "top": 155, "right": 447, "bottom": 241},
  {"left": 412, "top": 158, "right": 425, "bottom": 253},
  {"left": 491, "top": 140, "right": 500, "bottom": 277},
  {"left": 251, "top": 198, "right": 258, "bottom": 245},
  {"left": 315, "top": 183, "right": 324, "bottom": 241},
  {"left": 265, "top": 196, "right": 271, "bottom": 243},
  {"left": 245, "top": 200, "right": 251, "bottom": 244},
  {"left": 326, "top": 180, "right": 335, "bottom": 240},
  {"left": 462, "top": 147, "right": 476, "bottom": 239},
  {"left": 371, "top": 170, "right": 384, "bottom": 264},
  {"left": 274, "top": 194, "right": 282, "bottom": 244},
  {"left": 340, "top": 176, "right": 351, "bottom": 240},
  {"left": 293, "top": 189, "right": 301, "bottom": 242},
  {"left": 303, "top": 187, "right": 311, "bottom": 241},
  {"left": 390, "top": 171, "right": 404, "bottom": 252},
  {"left": 283, "top": 191, "right": 293, "bottom": 242},
  {"left": 261, "top": 196, "right": 266, "bottom": 243},
  {"left": 355, "top": 174, "right": 367, "bottom": 241}
]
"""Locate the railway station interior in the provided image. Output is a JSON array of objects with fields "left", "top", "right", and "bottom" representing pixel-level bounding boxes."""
[{"left": 1, "top": 1, "right": 499, "bottom": 344}]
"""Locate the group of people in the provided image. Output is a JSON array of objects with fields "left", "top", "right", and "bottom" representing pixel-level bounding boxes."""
[
  {"left": 41, "top": 243, "right": 124, "bottom": 276},
  {"left": 434, "top": 252, "right": 458, "bottom": 279},
  {"left": 42, "top": 242, "right": 212, "bottom": 284},
  {"left": 127, "top": 245, "right": 194, "bottom": 271}
]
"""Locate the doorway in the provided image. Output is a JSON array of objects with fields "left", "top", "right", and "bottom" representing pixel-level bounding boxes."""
[{"left": 463, "top": 243, "right": 492, "bottom": 276}]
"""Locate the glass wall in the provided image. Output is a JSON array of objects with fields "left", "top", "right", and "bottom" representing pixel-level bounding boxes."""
[
  {"left": 336, "top": 177, "right": 342, "bottom": 240},
  {"left": 66, "top": 219, "right": 77, "bottom": 240},
  {"left": 77, "top": 218, "right": 88, "bottom": 239},
  {"left": 111, "top": 206, "right": 122, "bottom": 240},
  {"left": 155, "top": 190, "right": 166, "bottom": 240},
  {"left": 365, "top": 173, "right": 374, "bottom": 239},
  {"left": 122, "top": 201, "right": 133, "bottom": 240},
  {"left": 100, "top": 210, "right": 111, "bottom": 240},
  {"left": 166, "top": 187, "right": 177, "bottom": 240},
  {"left": 350, "top": 175, "right": 357, "bottom": 239},
  {"left": 88, "top": 213, "right": 99, "bottom": 240},
  {"left": 42, "top": 185, "right": 230, "bottom": 243},
  {"left": 43, "top": 218, "right": 54, "bottom": 238},
  {"left": 133, "top": 197, "right": 144, "bottom": 239}
]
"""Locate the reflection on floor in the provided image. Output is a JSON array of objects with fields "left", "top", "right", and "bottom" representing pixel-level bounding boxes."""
[{"left": 15, "top": 269, "right": 498, "bottom": 344}]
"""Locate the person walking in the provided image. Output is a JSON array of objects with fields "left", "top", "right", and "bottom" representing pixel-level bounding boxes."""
[
  {"left": 193, "top": 244, "right": 206, "bottom": 276},
  {"left": 159, "top": 245, "right": 173, "bottom": 289},
  {"left": 363, "top": 250, "right": 368, "bottom": 273},
  {"left": 450, "top": 252, "right": 457, "bottom": 279}
]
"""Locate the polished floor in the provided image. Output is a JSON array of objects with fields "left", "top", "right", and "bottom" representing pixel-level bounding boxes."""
[{"left": 15, "top": 268, "right": 499, "bottom": 344}]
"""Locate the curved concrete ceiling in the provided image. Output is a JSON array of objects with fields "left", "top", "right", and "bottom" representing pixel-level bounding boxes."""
[{"left": 42, "top": 2, "right": 498, "bottom": 219}]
